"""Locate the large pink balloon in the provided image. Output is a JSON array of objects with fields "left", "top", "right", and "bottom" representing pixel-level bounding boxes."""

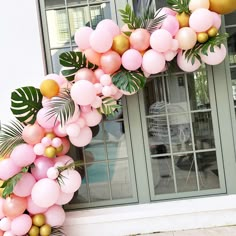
[
  {"left": 0, "top": 199, "right": 5, "bottom": 220},
  {"left": 96, "top": 19, "right": 120, "bottom": 38},
  {"left": 177, "top": 51, "right": 201, "bottom": 72},
  {"left": 69, "top": 126, "right": 92, "bottom": 147},
  {"left": 56, "top": 191, "right": 74, "bottom": 205},
  {"left": 189, "top": 8, "right": 213, "bottom": 32},
  {"left": 82, "top": 108, "right": 102, "bottom": 127},
  {"left": 27, "top": 196, "right": 48, "bottom": 214},
  {"left": 10, "top": 143, "right": 36, "bottom": 167},
  {"left": 45, "top": 205, "right": 66, "bottom": 226},
  {"left": 175, "top": 27, "right": 197, "bottom": 50},
  {"left": 31, "top": 156, "right": 54, "bottom": 180},
  {"left": 75, "top": 68, "right": 97, "bottom": 84},
  {"left": 60, "top": 169, "right": 82, "bottom": 193},
  {"left": 142, "top": 49, "right": 166, "bottom": 74},
  {"left": 11, "top": 214, "right": 32, "bottom": 236},
  {"left": 130, "top": 29, "right": 150, "bottom": 51},
  {"left": 13, "top": 173, "right": 36, "bottom": 197},
  {"left": 70, "top": 80, "right": 96, "bottom": 106},
  {"left": 54, "top": 155, "right": 74, "bottom": 165},
  {"left": 122, "top": 49, "right": 142, "bottom": 71},
  {"left": 31, "top": 178, "right": 60, "bottom": 208},
  {"left": 100, "top": 51, "right": 122, "bottom": 74},
  {"left": 200, "top": 44, "right": 227, "bottom": 65},
  {"left": 161, "top": 15, "right": 179, "bottom": 36},
  {"left": 189, "top": 0, "right": 210, "bottom": 11},
  {"left": 212, "top": 12, "right": 221, "bottom": 29},
  {"left": 0, "top": 159, "right": 21, "bottom": 180},
  {"left": 37, "top": 107, "right": 58, "bottom": 129},
  {"left": 22, "top": 123, "right": 45, "bottom": 145},
  {"left": 74, "top": 26, "right": 93, "bottom": 50}
]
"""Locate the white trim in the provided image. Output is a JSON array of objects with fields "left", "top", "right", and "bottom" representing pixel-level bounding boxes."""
[{"left": 64, "top": 194, "right": 236, "bottom": 235}]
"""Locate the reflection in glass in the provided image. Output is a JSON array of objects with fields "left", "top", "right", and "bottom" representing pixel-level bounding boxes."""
[
  {"left": 225, "top": 11, "right": 236, "bottom": 26},
  {"left": 51, "top": 48, "right": 69, "bottom": 73},
  {"left": 231, "top": 68, "right": 236, "bottom": 103},
  {"left": 226, "top": 27, "right": 236, "bottom": 66},
  {"left": 109, "top": 161, "right": 133, "bottom": 199},
  {"left": 196, "top": 152, "right": 219, "bottom": 190},
  {"left": 45, "top": 0, "right": 65, "bottom": 9},
  {"left": 192, "top": 112, "right": 215, "bottom": 150},
  {"left": 73, "top": 182, "right": 89, "bottom": 203}
]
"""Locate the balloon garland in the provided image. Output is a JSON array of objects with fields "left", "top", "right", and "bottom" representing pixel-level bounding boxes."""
[{"left": 0, "top": 0, "right": 235, "bottom": 235}]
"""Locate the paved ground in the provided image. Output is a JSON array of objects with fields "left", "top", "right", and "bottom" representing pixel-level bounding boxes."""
[{"left": 141, "top": 226, "right": 236, "bottom": 235}]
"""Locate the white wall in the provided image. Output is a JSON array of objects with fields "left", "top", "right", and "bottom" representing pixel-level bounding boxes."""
[{"left": 0, "top": 0, "right": 45, "bottom": 124}]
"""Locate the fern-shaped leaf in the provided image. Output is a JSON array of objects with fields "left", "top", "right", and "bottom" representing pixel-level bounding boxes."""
[
  {"left": 97, "top": 97, "right": 121, "bottom": 115},
  {"left": 167, "top": 0, "right": 190, "bottom": 13},
  {"left": 10, "top": 86, "right": 42, "bottom": 125},
  {"left": 112, "top": 69, "right": 146, "bottom": 94},
  {"left": 51, "top": 226, "right": 66, "bottom": 236},
  {"left": 0, "top": 120, "right": 25, "bottom": 157},
  {"left": 45, "top": 89, "right": 77, "bottom": 127}
]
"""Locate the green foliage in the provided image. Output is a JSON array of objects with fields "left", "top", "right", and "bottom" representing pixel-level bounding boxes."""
[
  {"left": 0, "top": 120, "right": 25, "bottom": 157},
  {"left": 97, "top": 97, "right": 121, "bottom": 116},
  {"left": 11, "top": 86, "right": 43, "bottom": 124},
  {"left": 167, "top": 0, "right": 190, "bottom": 14},
  {"left": 51, "top": 226, "right": 66, "bottom": 236},
  {"left": 112, "top": 68, "right": 146, "bottom": 94},
  {"left": 59, "top": 51, "right": 98, "bottom": 81}
]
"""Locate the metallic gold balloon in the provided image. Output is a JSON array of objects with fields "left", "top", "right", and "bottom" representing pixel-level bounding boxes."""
[
  {"left": 112, "top": 34, "right": 130, "bottom": 55},
  {"left": 40, "top": 224, "right": 52, "bottom": 236},
  {"left": 209, "top": 0, "right": 236, "bottom": 14},
  {"left": 28, "top": 225, "right": 40, "bottom": 236},
  {"left": 44, "top": 146, "right": 56, "bottom": 158},
  {"left": 207, "top": 27, "right": 218, "bottom": 37},
  {"left": 32, "top": 214, "right": 46, "bottom": 227},
  {"left": 197, "top": 32, "right": 209, "bottom": 43}
]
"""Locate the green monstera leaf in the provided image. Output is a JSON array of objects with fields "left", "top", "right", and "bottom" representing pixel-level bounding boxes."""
[
  {"left": 97, "top": 97, "right": 121, "bottom": 116},
  {"left": 11, "top": 86, "right": 43, "bottom": 124}
]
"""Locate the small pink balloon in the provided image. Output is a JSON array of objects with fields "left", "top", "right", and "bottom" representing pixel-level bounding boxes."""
[
  {"left": 33, "top": 143, "right": 46, "bottom": 155},
  {"left": 47, "top": 167, "right": 59, "bottom": 179},
  {"left": 157, "top": 7, "right": 177, "bottom": 17},
  {"left": 22, "top": 123, "right": 45, "bottom": 145},
  {"left": 27, "top": 196, "right": 48, "bottom": 214},
  {"left": 122, "top": 49, "right": 142, "bottom": 71},
  {"left": 130, "top": 29, "right": 150, "bottom": 51},
  {"left": 102, "top": 86, "right": 112, "bottom": 97},
  {"left": 0, "top": 217, "right": 11, "bottom": 231},
  {"left": 211, "top": 12, "right": 222, "bottom": 29},
  {"left": 56, "top": 137, "right": 70, "bottom": 156},
  {"left": 177, "top": 51, "right": 201, "bottom": 72},
  {"left": 100, "top": 51, "right": 121, "bottom": 74},
  {"left": 3, "top": 231, "right": 14, "bottom": 236},
  {"left": 51, "top": 137, "right": 62, "bottom": 148},
  {"left": 82, "top": 108, "right": 102, "bottom": 127},
  {"left": 45, "top": 74, "right": 67, "bottom": 86},
  {"left": 96, "top": 19, "right": 120, "bottom": 38},
  {"left": 76, "top": 117, "right": 86, "bottom": 129},
  {"left": 189, "top": 0, "right": 210, "bottom": 11},
  {"left": 94, "top": 68, "right": 105, "bottom": 80},
  {"left": 113, "top": 91, "right": 123, "bottom": 100},
  {"left": 74, "top": 26, "right": 93, "bottom": 50},
  {"left": 37, "top": 107, "right": 58, "bottom": 129},
  {"left": 65, "top": 122, "right": 81, "bottom": 137},
  {"left": 100, "top": 74, "right": 112, "bottom": 86},
  {"left": 44, "top": 205, "right": 66, "bottom": 227},
  {"left": 80, "top": 105, "right": 92, "bottom": 113},
  {"left": 171, "top": 39, "right": 179, "bottom": 51},
  {"left": 56, "top": 191, "right": 74, "bottom": 205},
  {"left": 53, "top": 123, "right": 67, "bottom": 137},
  {"left": 41, "top": 136, "right": 52, "bottom": 146},
  {"left": 75, "top": 68, "right": 97, "bottom": 84},
  {"left": 54, "top": 155, "right": 74, "bottom": 165},
  {"left": 110, "top": 85, "right": 118, "bottom": 95},
  {"left": 91, "top": 96, "right": 102, "bottom": 109},
  {"left": 94, "top": 83, "right": 103, "bottom": 94},
  {"left": 175, "top": 27, "right": 197, "bottom": 50},
  {"left": 161, "top": 15, "right": 179, "bottom": 36},
  {"left": 0, "top": 198, "right": 5, "bottom": 219},
  {"left": 164, "top": 50, "right": 178, "bottom": 61},
  {"left": 69, "top": 126, "right": 92, "bottom": 147},
  {"left": 11, "top": 214, "right": 32, "bottom": 236},
  {"left": 0, "top": 159, "right": 21, "bottom": 180}
]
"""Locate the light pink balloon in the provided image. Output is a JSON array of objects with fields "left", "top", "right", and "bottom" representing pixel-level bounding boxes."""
[
  {"left": 13, "top": 173, "right": 36, "bottom": 197},
  {"left": 69, "top": 126, "right": 92, "bottom": 147},
  {"left": 164, "top": 50, "right": 178, "bottom": 61},
  {"left": 189, "top": 0, "right": 210, "bottom": 11},
  {"left": 0, "top": 159, "right": 21, "bottom": 180},
  {"left": 66, "top": 122, "right": 81, "bottom": 137},
  {"left": 3, "top": 231, "right": 14, "bottom": 236},
  {"left": 64, "top": 104, "right": 80, "bottom": 125},
  {"left": 200, "top": 44, "right": 227, "bottom": 65},
  {"left": 91, "top": 96, "right": 102, "bottom": 108},
  {"left": 71, "top": 80, "right": 96, "bottom": 106},
  {"left": 22, "top": 123, "right": 45, "bottom": 145},
  {"left": 157, "top": 7, "right": 177, "bottom": 17},
  {"left": 51, "top": 137, "right": 62, "bottom": 148},
  {"left": 0, "top": 217, "right": 11, "bottom": 231},
  {"left": 171, "top": 39, "right": 179, "bottom": 51},
  {"left": 33, "top": 143, "right": 46, "bottom": 155},
  {"left": 211, "top": 12, "right": 222, "bottom": 29},
  {"left": 54, "top": 155, "right": 74, "bottom": 165},
  {"left": 82, "top": 108, "right": 102, "bottom": 127},
  {"left": 56, "top": 137, "right": 70, "bottom": 156},
  {"left": 47, "top": 167, "right": 59, "bottom": 180},
  {"left": 100, "top": 74, "right": 112, "bottom": 86},
  {"left": 44, "top": 205, "right": 66, "bottom": 227},
  {"left": 113, "top": 91, "right": 123, "bottom": 100},
  {"left": 100, "top": 51, "right": 122, "bottom": 74},
  {"left": 75, "top": 68, "right": 97, "bottom": 84},
  {"left": 89, "top": 29, "right": 113, "bottom": 53},
  {"left": 41, "top": 136, "right": 52, "bottom": 146},
  {"left": 94, "top": 68, "right": 105, "bottom": 81},
  {"left": 102, "top": 86, "right": 112, "bottom": 97},
  {"left": 142, "top": 49, "right": 166, "bottom": 74},
  {"left": 37, "top": 107, "right": 58, "bottom": 129},
  {"left": 53, "top": 123, "right": 67, "bottom": 137},
  {"left": 130, "top": 29, "right": 150, "bottom": 51},
  {"left": 45, "top": 73, "right": 67, "bottom": 86},
  {"left": 0, "top": 199, "right": 5, "bottom": 220},
  {"left": 31, "top": 156, "right": 54, "bottom": 180},
  {"left": 11, "top": 214, "right": 32, "bottom": 236},
  {"left": 96, "top": 19, "right": 120, "bottom": 38},
  {"left": 31, "top": 178, "right": 60, "bottom": 208},
  {"left": 189, "top": 8, "right": 213, "bottom": 32},
  {"left": 122, "top": 49, "right": 142, "bottom": 71},
  {"left": 94, "top": 83, "right": 103, "bottom": 95},
  {"left": 161, "top": 15, "right": 179, "bottom": 36},
  {"left": 175, "top": 27, "right": 197, "bottom": 50},
  {"left": 177, "top": 51, "right": 201, "bottom": 72},
  {"left": 60, "top": 169, "right": 82, "bottom": 193},
  {"left": 56, "top": 191, "right": 74, "bottom": 205},
  {"left": 74, "top": 26, "right": 93, "bottom": 50},
  {"left": 10, "top": 143, "right": 36, "bottom": 167},
  {"left": 27, "top": 196, "right": 48, "bottom": 214}
]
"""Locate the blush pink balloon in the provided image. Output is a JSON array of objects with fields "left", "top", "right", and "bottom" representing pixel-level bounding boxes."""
[
  {"left": 0, "top": 159, "right": 21, "bottom": 180},
  {"left": 157, "top": 7, "right": 177, "bottom": 17},
  {"left": 189, "top": 8, "right": 213, "bottom": 32},
  {"left": 94, "top": 68, "right": 105, "bottom": 80},
  {"left": 91, "top": 96, "right": 102, "bottom": 108},
  {"left": 3, "top": 231, "right": 14, "bottom": 236},
  {"left": 56, "top": 191, "right": 74, "bottom": 205},
  {"left": 54, "top": 155, "right": 74, "bottom": 165},
  {"left": 11, "top": 214, "right": 32, "bottom": 236},
  {"left": 96, "top": 19, "right": 120, "bottom": 38},
  {"left": 0, "top": 217, "right": 11, "bottom": 231},
  {"left": 100, "top": 51, "right": 121, "bottom": 74},
  {"left": 22, "top": 123, "right": 45, "bottom": 145},
  {"left": 80, "top": 105, "right": 92, "bottom": 113},
  {"left": 189, "top": 0, "right": 210, "bottom": 11},
  {"left": 27, "top": 196, "right": 48, "bottom": 214},
  {"left": 122, "top": 49, "right": 142, "bottom": 71},
  {"left": 102, "top": 86, "right": 112, "bottom": 97},
  {"left": 82, "top": 108, "right": 102, "bottom": 127},
  {"left": 53, "top": 123, "right": 67, "bottom": 137},
  {"left": 211, "top": 12, "right": 222, "bottom": 29},
  {"left": 0, "top": 198, "right": 5, "bottom": 219},
  {"left": 177, "top": 51, "right": 201, "bottom": 72},
  {"left": 56, "top": 137, "right": 70, "bottom": 156},
  {"left": 45, "top": 73, "right": 67, "bottom": 86},
  {"left": 175, "top": 27, "right": 197, "bottom": 50},
  {"left": 161, "top": 15, "right": 179, "bottom": 36},
  {"left": 13, "top": 173, "right": 36, "bottom": 197},
  {"left": 31, "top": 178, "right": 60, "bottom": 208},
  {"left": 44, "top": 205, "right": 66, "bottom": 227},
  {"left": 164, "top": 50, "right": 178, "bottom": 61},
  {"left": 75, "top": 68, "right": 97, "bottom": 83},
  {"left": 94, "top": 83, "right": 103, "bottom": 94},
  {"left": 66, "top": 122, "right": 81, "bottom": 137},
  {"left": 74, "top": 26, "right": 93, "bottom": 50},
  {"left": 84, "top": 48, "right": 101, "bottom": 67},
  {"left": 69, "top": 126, "right": 92, "bottom": 147},
  {"left": 130, "top": 29, "right": 150, "bottom": 51},
  {"left": 100, "top": 74, "right": 112, "bottom": 86},
  {"left": 33, "top": 143, "right": 46, "bottom": 155},
  {"left": 37, "top": 107, "right": 58, "bottom": 129}
]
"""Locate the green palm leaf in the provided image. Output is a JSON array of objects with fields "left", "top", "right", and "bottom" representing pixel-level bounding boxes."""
[
  {"left": 51, "top": 226, "right": 66, "bottom": 236},
  {"left": 11, "top": 86, "right": 43, "bottom": 125},
  {"left": 60, "top": 51, "right": 98, "bottom": 81},
  {"left": 112, "top": 69, "right": 146, "bottom": 94},
  {"left": 167, "top": 0, "right": 190, "bottom": 14},
  {"left": 45, "top": 89, "right": 76, "bottom": 127},
  {"left": 0, "top": 120, "right": 25, "bottom": 157},
  {"left": 97, "top": 97, "right": 121, "bottom": 116}
]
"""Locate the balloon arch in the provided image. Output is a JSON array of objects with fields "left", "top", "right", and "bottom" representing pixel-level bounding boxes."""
[{"left": 0, "top": 0, "right": 235, "bottom": 235}]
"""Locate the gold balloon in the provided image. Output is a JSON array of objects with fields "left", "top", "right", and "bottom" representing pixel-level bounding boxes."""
[
  {"left": 207, "top": 27, "right": 218, "bottom": 37},
  {"left": 112, "top": 34, "right": 130, "bottom": 55},
  {"left": 197, "top": 32, "right": 209, "bottom": 43},
  {"left": 209, "top": 0, "right": 236, "bottom": 14},
  {"left": 176, "top": 12, "right": 190, "bottom": 28},
  {"left": 40, "top": 224, "right": 52, "bottom": 236},
  {"left": 44, "top": 146, "right": 56, "bottom": 158},
  {"left": 28, "top": 225, "right": 40, "bottom": 236},
  {"left": 56, "top": 145, "right": 63, "bottom": 154},
  {"left": 45, "top": 132, "right": 56, "bottom": 139},
  {"left": 32, "top": 214, "right": 46, "bottom": 227}
]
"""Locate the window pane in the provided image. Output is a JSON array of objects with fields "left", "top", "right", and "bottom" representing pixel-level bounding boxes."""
[
  {"left": 231, "top": 68, "right": 236, "bottom": 103},
  {"left": 226, "top": 27, "right": 236, "bottom": 66},
  {"left": 225, "top": 11, "right": 236, "bottom": 26},
  {"left": 45, "top": 0, "right": 65, "bottom": 8},
  {"left": 51, "top": 48, "right": 69, "bottom": 73}
]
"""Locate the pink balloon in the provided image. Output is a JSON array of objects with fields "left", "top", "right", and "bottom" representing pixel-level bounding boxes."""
[
  {"left": 75, "top": 68, "right": 97, "bottom": 84},
  {"left": 100, "top": 51, "right": 121, "bottom": 74},
  {"left": 22, "top": 123, "right": 45, "bottom": 145},
  {"left": 89, "top": 29, "right": 113, "bottom": 53},
  {"left": 47, "top": 167, "right": 59, "bottom": 179},
  {"left": 51, "top": 137, "right": 62, "bottom": 148},
  {"left": 211, "top": 12, "right": 221, "bottom": 29},
  {"left": 69, "top": 126, "right": 92, "bottom": 147},
  {"left": 177, "top": 51, "right": 201, "bottom": 72},
  {"left": 102, "top": 86, "right": 112, "bottom": 97},
  {"left": 71, "top": 80, "right": 96, "bottom": 106},
  {"left": 82, "top": 108, "right": 102, "bottom": 127},
  {"left": 0, "top": 159, "right": 21, "bottom": 180},
  {"left": 27, "top": 196, "right": 48, "bottom": 214},
  {"left": 44, "top": 205, "right": 66, "bottom": 227},
  {"left": 91, "top": 96, "right": 102, "bottom": 108},
  {"left": 164, "top": 50, "right": 178, "bottom": 61},
  {"left": 60, "top": 169, "right": 82, "bottom": 193},
  {"left": 200, "top": 44, "right": 227, "bottom": 65},
  {"left": 37, "top": 107, "right": 58, "bottom": 129},
  {"left": 189, "top": 0, "right": 210, "bottom": 11},
  {"left": 96, "top": 19, "right": 120, "bottom": 38},
  {"left": 130, "top": 29, "right": 150, "bottom": 51},
  {"left": 11, "top": 214, "right": 32, "bottom": 236},
  {"left": 53, "top": 123, "right": 67, "bottom": 137},
  {"left": 41, "top": 136, "right": 52, "bottom": 146},
  {"left": 54, "top": 155, "right": 74, "bottom": 165},
  {"left": 142, "top": 49, "right": 166, "bottom": 74},
  {"left": 0, "top": 199, "right": 5, "bottom": 219},
  {"left": 113, "top": 91, "right": 123, "bottom": 100},
  {"left": 45, "top": 73, "right": 67, "bottom": 86},
  {"left": 31, "top": 178, "right": 60, "bottom": 208},
  {"left": 56, "top": 191, "right": 74, "bottom": 205},
  {"left": 161, "top": 15, "right": 179, "bottom": 36},
  {"left": 33, "top": 143, "right": 46, "bottom": 155},
  {"left": 122, "top": 49, "right": 142, "bottom": 71},
  {"left": 189, "top": 8, "right": 213, "bottom": 32},
  {"left": 84, "top": 48, "right": 101, "bottom": 67},
  {"left": 100, "top": 74, "right": 112, "bottom": 86},
  {"left": 56, "top": 137, "right": 70, "bottom": 156},
  {"left": 80, "top": 105, "right": 92, "bottom": 113},
  {"left": 0, "top": 217, "right": 11, "bottom": 231},
  {"left": 94, "top": 68, "right": 105, "bottom": 81},
  {"left": 74, "top": 26, "right": 93, "bottom": 50},
  {"left": 3, "top": 231, "right": 14, "bottom": 236},
  {"left": 64, "top": 104, "right": 80, "bottom": 125},
  {"left": 175, "top": 27, "right": 197, "bottom": 50},
  {"left": 157, "top": 7, "right": 177, "bottom": 17},
  {"left": 13, "top": 173, "right": 36, "bottom": 197},
  {"left": 31, "top": 156, "right": 54, "bottom": 180},
  {"left": 66, "top": 122, "right": 81, "bottom": 137}
]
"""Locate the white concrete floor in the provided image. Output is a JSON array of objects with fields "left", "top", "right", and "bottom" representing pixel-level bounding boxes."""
[{"left": 141, "top": 226, "right": 236, "bottom": 235}]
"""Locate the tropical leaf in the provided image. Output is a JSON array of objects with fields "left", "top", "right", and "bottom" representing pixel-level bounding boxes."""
[
  {"left": 45, "top": 89, "right": 76, "bottom": 127},
  {"left": 167, "top": 0, "right": 190, "bottom": 14},
  {"left": 0, "top": 120, "right": 25, "bottom": 157},
  {"left": 59, "top": 51, "right": 98, "bottom": 81},
  {"left": 51, "top": 226, "right": 66, "bottom": 236},
  {"left": 97, "top": 97, "right": 121, "bottom": 116},
  {"left": 11, "top": 86, "right": 43, "bottom": 124},
  {"left": 112, "top": 68, "right": 146, "bottom": 94}
]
